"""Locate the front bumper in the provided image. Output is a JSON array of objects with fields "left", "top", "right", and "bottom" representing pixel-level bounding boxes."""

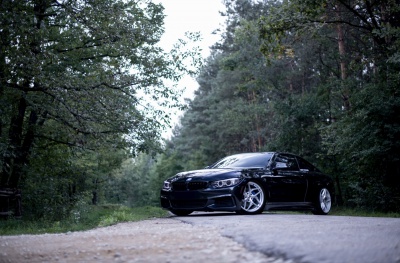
[{"left": 160, "top": 187, "right": 242, "bottom": 212}]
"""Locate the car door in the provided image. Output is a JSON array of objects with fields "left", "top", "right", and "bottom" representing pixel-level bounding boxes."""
[
  {"left": 266, "top": 153, "right": 308, "bottom": 202},
  {"left": 296, "top": 156, "right": 323, "bottom": 199}
]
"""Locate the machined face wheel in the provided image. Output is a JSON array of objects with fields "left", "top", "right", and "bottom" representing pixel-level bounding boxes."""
[
  {"left": 319, "top": 188, "right": 332, "bottom": 213},
  {"left": 239, "top": 181, "right": 266, "bottom": 214},
  {"left": 313, "top": 187, "right": 332, "bottom": 215}
]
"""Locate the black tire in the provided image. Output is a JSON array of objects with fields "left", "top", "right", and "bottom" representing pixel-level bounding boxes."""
[
  {"left": 237, "top": 181, "right": 266, "bottom": 215},
  {"left": 169, "top": 209, "right": 193, "bottom": 216},
  {"left": 312, "top": 187, "right": 332, "bottom": 215}
]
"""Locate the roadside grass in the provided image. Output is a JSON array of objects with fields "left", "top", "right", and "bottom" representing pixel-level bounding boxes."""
[
  {"left": 330, "top": 206, "right": 400, "bottom": 218},
  {"left": 0, "top": 205, "right": 169, "bottom": 236},
  {"left": 268, "top": 207, "right": 400, "bottom": 217},
  {"left": 1, "top": 205, "right": 399, "bottom": 236}
]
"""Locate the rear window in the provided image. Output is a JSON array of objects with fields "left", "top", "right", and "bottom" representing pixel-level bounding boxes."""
[
  {"left": 296, "top": 157, "right": 321, "bottom": 172},
  {"left": 209, "top": 153, "right": 273, "bottom": 169}
]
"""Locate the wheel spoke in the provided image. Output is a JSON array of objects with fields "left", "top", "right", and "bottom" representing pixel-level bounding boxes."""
[
  {"left": 321, "top": 189, "right": 325, "bottom": 199},
  {"left": 241, "top": 181, "right": 265, "bottom": 213},
  {"left": 319, "top": 188, "right": 331, "bottom": 213}
]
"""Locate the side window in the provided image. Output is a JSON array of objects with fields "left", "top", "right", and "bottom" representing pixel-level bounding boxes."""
[
  {"left": 297, "top": 157, "right": 319, "bottom": 172},
  {"left": 275, "top": 154, "right": 299, "bottom": 171}
]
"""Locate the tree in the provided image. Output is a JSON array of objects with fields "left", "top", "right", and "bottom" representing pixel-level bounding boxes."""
[
  {"left": 170, "top": 1, "right": 275, "bottom": 165},
  {"left": 0, "top": 0, "right": 200, "bottom": 216},
  {"left": 167, "top": 0, "right": 400, "bottom": 211},
  {"left": 258, "top": 0, "right": 400, "bottom": 210}
]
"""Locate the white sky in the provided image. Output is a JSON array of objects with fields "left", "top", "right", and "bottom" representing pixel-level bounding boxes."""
[
  {"left": 153, "top": 0, "right": 226, "bottom": 137},
  {"left": 158, "top": 0, "right": 225, "bottom": 54},
  {"left": 158, "top": 0, "right": 225, "bottom": 95}
]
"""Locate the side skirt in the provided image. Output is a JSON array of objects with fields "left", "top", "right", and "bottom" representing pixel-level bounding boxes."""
[{"left": 265, "top": 202, "right": 314, "bottom": 211}]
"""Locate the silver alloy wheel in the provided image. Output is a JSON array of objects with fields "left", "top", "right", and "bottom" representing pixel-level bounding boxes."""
[
  {"left": 241, "top": 181, "right": 265, "bottom": 213},
  {"left": 319, "top": 188, "right": 332, "bottom": 214}
]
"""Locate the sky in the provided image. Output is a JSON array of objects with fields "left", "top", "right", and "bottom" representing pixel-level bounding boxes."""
[
  {"left": 154, "top": 0, "right": 226, "bottom": 137},
  {"left": 158, "top": 0, "right": 225, "bottom": 56},
  {"left": 158, "top": 0, "right": 226, "bottom": 95}
]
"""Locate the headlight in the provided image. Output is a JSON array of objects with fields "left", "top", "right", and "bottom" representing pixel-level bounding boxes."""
[
  {"left": 211, "top": 178, "right": 240, "bottom": 188},
  {"left": 162, "top": 181, "right": 172, "bottom": 191}
]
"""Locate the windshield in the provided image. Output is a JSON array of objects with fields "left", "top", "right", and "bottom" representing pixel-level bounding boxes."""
[{"left": 208, "top": 153, "right": 273, "bottom": 169}]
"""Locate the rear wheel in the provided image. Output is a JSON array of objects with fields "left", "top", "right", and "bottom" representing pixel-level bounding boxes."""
[
  {"left": 313, "top": 188, "right": 332, "bottom": 215},
  {"left": 169, "top": 209, "right": 193, "bottom": 216},
  {"left": 237, "top": 181, "right": 266, "bottom": 215}
]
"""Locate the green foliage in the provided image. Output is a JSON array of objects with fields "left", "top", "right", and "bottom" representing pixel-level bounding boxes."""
[
  {"left": 0, "top": 0, "right": 202, "bottom": 219},
  {"left": 329, "top": 206, "right": 400, "bottom": 218},
  {"left": 264, "top": 94, "right": 323, "bottom": 160},
  {"left": 18, "top": 142, "right": 128, "bottom": 220},
  {"left": 1, "top": 0, "right": 399, "bottom": 220},
  {"left": 0, "top": 205, "right": 168, "bottom": 236},
  {"left": 165, "top": 0, "right": 400, "bottom": 212},
  {"left": 322, "top": 80, "right": 400, "bottom": 211},
  {"left": 103, "top": 153, "right": 159, "bottom": 207},
  {"left": 97, "top": 205, "right": 168, "bottom": 227}
]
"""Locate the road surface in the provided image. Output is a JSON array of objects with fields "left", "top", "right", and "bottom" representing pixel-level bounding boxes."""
[
  {"left": 0, "top": 212, "right": 399, "bottom": 263},
  {"left": 180, "top": 212, "right": 400, "bottom": 263}
]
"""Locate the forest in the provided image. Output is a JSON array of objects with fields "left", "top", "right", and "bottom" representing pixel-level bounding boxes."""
[{"left": 0, "top": 0, "right": 399, "bottom": 221}]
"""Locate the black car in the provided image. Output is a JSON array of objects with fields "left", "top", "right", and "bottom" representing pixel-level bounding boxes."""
[{"left": 160, "top": 152, "right": 334, "bottom": 216}]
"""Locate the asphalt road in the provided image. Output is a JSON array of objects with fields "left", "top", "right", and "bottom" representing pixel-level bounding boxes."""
[{"left": 177, "top": 212, "right": 400, "bottom": 263}]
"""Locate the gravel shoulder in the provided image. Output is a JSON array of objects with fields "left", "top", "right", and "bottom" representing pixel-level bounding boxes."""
[{"left": 0, "top": 217, "right": 276, "bottom": 263}]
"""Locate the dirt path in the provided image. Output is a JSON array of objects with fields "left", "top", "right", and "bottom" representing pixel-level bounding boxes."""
[{"left": 0, "top": 218, "right": 277, "bottom": 263}]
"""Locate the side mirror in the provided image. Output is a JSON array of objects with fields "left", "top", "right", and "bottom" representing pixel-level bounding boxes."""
[
  {"left": 271, "top": 162, "right": 287, "bottom": 175},
  {"left": 274, "top": 162, "right": 288, "bottom": 169}
]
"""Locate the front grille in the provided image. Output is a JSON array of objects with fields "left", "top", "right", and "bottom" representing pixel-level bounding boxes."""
[
  {"left": 171, "top": 199, "right": 207, "bottom": 209},
  {"left": 188, "top": 182, "right": 208, "bottom": 190},
  {"left": 172, "top": 181, "right": 208, "bottom": 191},
  {"left": 172, "top": 182, "right": 186, "bottom": 191}
]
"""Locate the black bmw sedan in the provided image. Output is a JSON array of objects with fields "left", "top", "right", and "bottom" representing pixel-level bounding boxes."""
[{"left": 160, "top": 152, "right": 334, "bottom": 216}]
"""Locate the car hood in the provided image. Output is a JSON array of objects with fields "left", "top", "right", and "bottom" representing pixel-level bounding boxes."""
[{"left": 169, "top": 168, "right": 243, "bottom": 182}]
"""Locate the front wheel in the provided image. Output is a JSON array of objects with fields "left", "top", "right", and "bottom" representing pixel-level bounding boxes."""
[
  {"left": 312, "top": 188, "right": 332, "bottom": 215},
  {"left": 237, "top": 181, "right": 266, "bottom": 215}
]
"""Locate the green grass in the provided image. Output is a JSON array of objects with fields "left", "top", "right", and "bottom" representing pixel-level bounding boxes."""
[
  {"left": 329, "top": 206, "right": 400, "bottom": 218},
  {"left": 1, "top": 205, "right": 399, "bottom": 236},
  {"left": 0, "top": 205, "right": 169, "bottom": 236},
  {"left": 268, "top": 207, "right": 400, "bottom": 217}
]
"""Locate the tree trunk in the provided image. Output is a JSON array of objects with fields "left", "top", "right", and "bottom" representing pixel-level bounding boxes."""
[
  {"left": 1, "top": 96, "right": 27, "bottom": 188},
  {"left": 0, "top": 93, "right": 39, "bottom": 217},
  {"left": 335, "top": 3, "right": 350, "bottom": 111},
  {"left": 0, "top": 0, "right": 47, "bottom": 189},
  {"left": 92, "top": 178, "right": 99, "bottom": 205}
]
